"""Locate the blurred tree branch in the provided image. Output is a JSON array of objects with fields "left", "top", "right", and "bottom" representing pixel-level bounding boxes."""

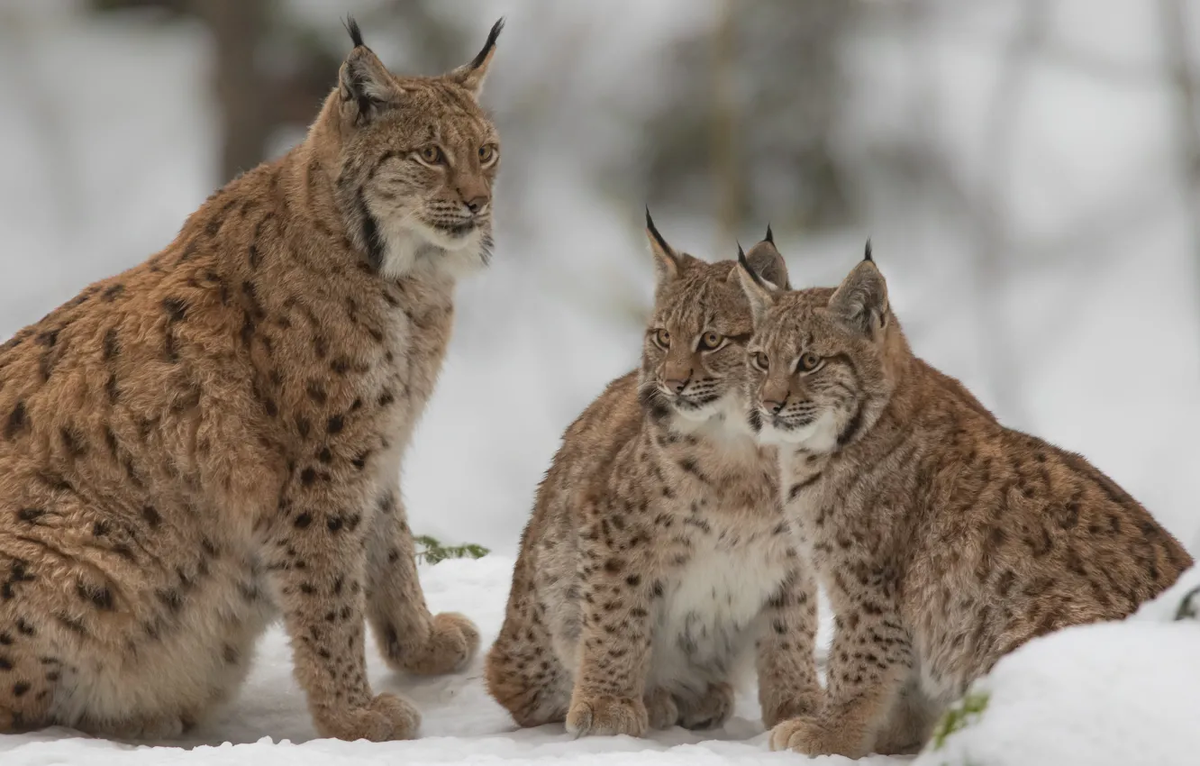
[
  {"left": 1159, "top": 0, "right": 1200, "bottom": 356},
  {"left": 193, "top": 0, "right": 272, "bottom": 182}
]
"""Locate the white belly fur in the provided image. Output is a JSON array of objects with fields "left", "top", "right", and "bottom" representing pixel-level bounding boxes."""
[{"left": 648, "top": 539, "right": 788, "bottom": 695}]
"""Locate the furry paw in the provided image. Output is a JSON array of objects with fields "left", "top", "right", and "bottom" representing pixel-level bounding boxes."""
[
  {"left": 770, "top": 715, "right": 866, "bottom": 758},
  {"left": 565, "top": 695, "right": 648, "bottom": 738},
  {"left": 762, "top": 691, "right": 822, "bottom": 729},
  {"left": 314, "top": 693, "right": 421, "bottom": 742},
  {"left": 644, "top": 687, "right": 680, "bottom": 730},
  {"left": 677, "top": 682, "right": 734, "bottom": 731},
  {"left": 397, "top": 612, "right": 481, "bottom": 676}
]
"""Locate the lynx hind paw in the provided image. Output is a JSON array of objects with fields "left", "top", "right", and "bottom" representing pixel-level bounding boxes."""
[
  {"left": 565, "top": 695, "right": 649, "bottom": 738},
  {"left": 314, "top": 693, "right": 421, "bottom": 742},
  {"left": 770, "top": 715, "right": 867, "bottom": 758},
  {"left": 397, "top": 612, "right": 481, "bottom": 676}
]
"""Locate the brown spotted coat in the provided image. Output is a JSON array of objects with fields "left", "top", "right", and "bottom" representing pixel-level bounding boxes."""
[
  {"left": 0, "top": 18, "right": 504, "bottom": 741},
  {"left": 736, "top": 248, "right": 1194, "bottom": 757},
  {"left": 485, "top": 223, "right": 822, "bottom": 737}
]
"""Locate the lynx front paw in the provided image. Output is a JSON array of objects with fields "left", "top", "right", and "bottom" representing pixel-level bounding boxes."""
[
  {"left": 770, "top": 715, "right": 866, "bottom": 758},
  {"left": 395, "top": 612, "right": 481, "bottom": 676},
  {"left": 314, "top": 693, "right": 421, "bottom": 742},
  {"left": 565, "top": 695, "right": 649, "bottom": 738}
]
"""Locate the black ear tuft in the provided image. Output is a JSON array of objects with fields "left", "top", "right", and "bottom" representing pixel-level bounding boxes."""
[
  {"left": 471, "top": 18, "right": 506, "bottom": 69},
  {"left": 864, "top": 238, "right": 873, "bottom": 263},
  {"left": 736, "top": 243, "right": 758, "bottom": 283},
  {"left": 645, "top": 207, "right": 670, "bottom": 255},
  {"left": 344, "top": 16, "right": 366, "bottom": 49},
  {"left": 765, "top": 224, "right": 774, "bottom": 244}
]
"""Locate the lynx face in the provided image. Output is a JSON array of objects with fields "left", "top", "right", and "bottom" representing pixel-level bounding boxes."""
[
  {"left": 334, "top": 19, "right": 502, "bottom": 278},
  {"left": 739, "top": 245, "right": 894, "bottom": 451},
  {"left": 639, "top": 218, "right": 789, "bottom": 426}
]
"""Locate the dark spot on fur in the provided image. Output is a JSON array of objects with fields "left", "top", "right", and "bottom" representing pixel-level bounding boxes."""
[
  {"left": 306, "top": 382, "right": 327, "bottom": 405},
  {"left": 59, "top": 427, "right": 87, "bottom": 458},
  {"left": 102, "top": 328, "right": 120, "bottom": 361},
  {"left": 16, "top": 508, "right": 44, "bottom": 524},
  {"left": 294, "top": 513, "right": 313, "bottom": 529},
  {"left": 4, "top": 401, "right": 28, "bottom": 440},
  {"left": 141, "top": 506, "right": 162, "bottom": 528},
  {"left": 163, "top": 297, "right": 188, "bottom": 323},
  {"left": 327, "top": 415, "right": 344, "bottom": 434}
]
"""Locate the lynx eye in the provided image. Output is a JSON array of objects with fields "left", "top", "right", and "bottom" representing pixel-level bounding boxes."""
[
  {"left": 418, "top": 145, "right": 445, "bottom": 165},
  {"left": 797, "top": 352, "right": 823, "bottom": 373},
  {"left": 479, "top": 144, "right": 498, "bottom": 164},
  {"left": 751, "top": 352, "right": 769, "bottom": 371},
  {"left": 653, "top": 329, "right": 671, "bottom": 348},
  {"left": 699, "top": 331, "right": 724, "bottom": 351}
]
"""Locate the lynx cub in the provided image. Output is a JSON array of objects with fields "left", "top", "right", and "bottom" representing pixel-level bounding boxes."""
[
  {"left": 0, "top": 19, "right": 503, "bottom": 740},
  {"left": 736, "top": 246, "right": 1193, "bottom": 757},
  {"left": 485, "top": 217, "right": 821, "bottom": 737}
]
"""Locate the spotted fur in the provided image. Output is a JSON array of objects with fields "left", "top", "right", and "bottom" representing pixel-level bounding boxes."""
[
  {"left": 484, "top": 220, "right": 821, "bottom": 737},
  {"left": 0, "top": 17, "right": 504, "bottom": 741},
  {"left": 736, "top": 246, "right": 1194, "bottom": 757}
]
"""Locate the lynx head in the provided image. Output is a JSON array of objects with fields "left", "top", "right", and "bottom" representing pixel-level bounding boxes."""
[
  {"left": 639, "top": 213, "right": 790, "bottom": 431},
  {"left": 737, "top": 241, "right": 905, "bottom": 453},
  {"left": 323, "top": 17, "right": 503, "bottom": 279}
]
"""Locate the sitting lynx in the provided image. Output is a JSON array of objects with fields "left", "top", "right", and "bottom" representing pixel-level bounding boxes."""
[
  {"left": 485, "top": 217, "right": 822, "bottom": 737},
  {"left": 0, "top": 18, "right": 503, "bottom": 741},
  {"left": 736, "top": 246, "right": 1193, "bottom": 757}
]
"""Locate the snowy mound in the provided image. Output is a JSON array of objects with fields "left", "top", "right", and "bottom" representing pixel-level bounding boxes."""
[{"left": 919, "top": 565, "right": 1200, "bottom": 766}]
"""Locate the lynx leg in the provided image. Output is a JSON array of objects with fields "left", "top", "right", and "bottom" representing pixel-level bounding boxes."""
[{"left": 365, "top": 486, "right": 479, "bottom": 676}]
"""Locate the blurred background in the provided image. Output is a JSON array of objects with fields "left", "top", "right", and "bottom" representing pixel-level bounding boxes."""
[{"left": 1, "top": 0, "right": 1198, "bottom": 556}]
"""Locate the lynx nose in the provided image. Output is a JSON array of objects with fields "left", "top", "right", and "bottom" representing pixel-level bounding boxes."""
[
  {"left": 664, "top": 377, "right": 689, "bottom": 395},
  {"left": 763, "top": 398, "right": 787, "bottom": 415},
  {"left": 465, "top": 195, "right": 489, "bottom": 214}
]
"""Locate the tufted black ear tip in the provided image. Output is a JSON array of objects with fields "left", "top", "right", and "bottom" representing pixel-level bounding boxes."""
[
  {"left": 470, "top": 18, "right": 506, "bottom": 69},
  {"left": 864, "top": 238, "right": 874, "bottom": 263},
  {"left": 645, "top": 207, "right": 670, "bottom": 253},
  {"left": 765, "top": 223, "right": 774, "bottom": 244},
  {"left": 344, "top": 16, "right": 366, "bottom": 49}
]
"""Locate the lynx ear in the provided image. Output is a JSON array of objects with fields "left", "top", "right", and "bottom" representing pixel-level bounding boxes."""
[
  {"left": 339, "top": 17, "right": 400, "bottom": 125},
  {"left": 645, "top": 208, "right": 683, "bottom": 284},
  {"left": 828, "top": 241, "right": 889, "bottom": 335},
  {"left": 736, "top": 243, "right": 781, "bottom": 326},
  {"left": 740, "top": 236, "right": 789, "bottom": 290},
  {"left": 449, "top": 18, "right": 505, "bottom": 97}
]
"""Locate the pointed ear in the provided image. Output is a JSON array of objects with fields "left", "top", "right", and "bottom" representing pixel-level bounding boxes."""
[
  {"left": 338, "top": 17, "right": 399, "bottom": 125},
  {"left": 828, "top": 243, "right": 889, "bottom": 335},
  {"left": 645, "top": 208, "right": 683, "bottom": 284},
  {"left": 449, "top": 18, "right": 504, "bottom": 97},
  {"left": 739, "top": 237, "right": 789, "bottom": 290},
  {"left": 736, "top": 244, "right": 781, "bottom": 326}
]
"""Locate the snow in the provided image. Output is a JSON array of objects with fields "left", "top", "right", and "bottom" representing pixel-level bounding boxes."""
[
  {"left": 919, "top": 566, "right": 1200, "bottom": 766},
  {"left": 3, "top": 558, "right": 1195, "bottom": 765},
  {"left": 0, "top": 557, "right": 872, "bottom": 766}
]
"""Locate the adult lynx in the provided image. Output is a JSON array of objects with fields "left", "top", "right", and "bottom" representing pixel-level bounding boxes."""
[
  {"left": 0, "top": 18, "right": 503, "bottom": 741},
  {"left": 737, "top": 245, "right": 1192, "bottom": 757},
  {"left": 486, "top": 220, "right": 821, "bottom": 736}
]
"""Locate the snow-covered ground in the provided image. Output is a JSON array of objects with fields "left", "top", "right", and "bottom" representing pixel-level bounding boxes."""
[
  {"left": 0, "top": 557, "right": 853, "bottom": 766},
  {"left": 0, "top": 556, "right": 1196, "bottom": 766}
]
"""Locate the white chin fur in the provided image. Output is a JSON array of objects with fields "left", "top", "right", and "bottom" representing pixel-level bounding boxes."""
[
  {"left": 668, "top": 394, "right": 759, "bottom": 451},
  {"left": 378, "top": 221, "right": 487, "bottom": 281},
  {"left": 758, "top": 409, "right": 840, "bottom": 453}
]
